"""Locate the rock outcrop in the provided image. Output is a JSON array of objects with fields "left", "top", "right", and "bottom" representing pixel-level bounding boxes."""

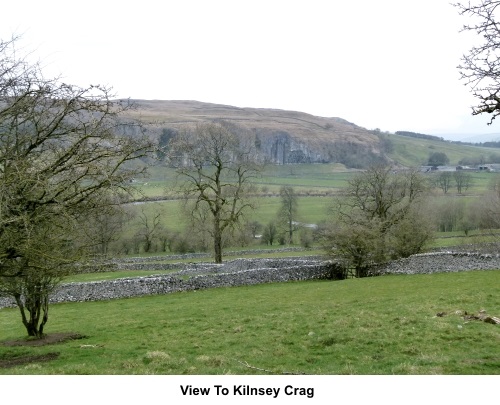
[{"left": 120, "top": 100, "right": 386, "bottom": 167}]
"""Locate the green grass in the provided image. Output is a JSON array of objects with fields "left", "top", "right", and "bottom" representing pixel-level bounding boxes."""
[
  {"left": 432, "top": 230, "right": 500, "bottom": 248},
  {"left": 134, "top": 164, "right": 353, "bottom": 200},
  {"left": 123, "top": 195, "right": 333, "bottom": 235},
  {"left": 387, "top": 134, "right": 500, "bottom": 167},
  {"left": 255, "top": 163, "right": 353, "bottom": 191},
  {"left": 124, "top": 164, "right": 500, "bottom": 238},
  {"left": 1, "top": 270, "right": 499, "bottom": 374}
]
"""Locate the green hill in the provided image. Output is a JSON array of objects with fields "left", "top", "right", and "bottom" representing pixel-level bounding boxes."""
[{"left": 386, "top": 133, "right": 500, "bottom": 166}]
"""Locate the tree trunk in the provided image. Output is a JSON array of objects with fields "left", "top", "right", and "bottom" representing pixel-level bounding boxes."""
[
  {"left": 213, "top": 214, "right": 223, "bottom": 264},
  {"left": 13, "top": 290, "right": 48, "bottom": 338}
]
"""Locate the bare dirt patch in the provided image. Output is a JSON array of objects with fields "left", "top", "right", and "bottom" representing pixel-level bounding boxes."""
[
  {"left": 0, "top": 333, "right": 86, "bottom": 369},
  {"left": 0, "top": 352, "right": 60, "bottom": 368},
  {"left": 2, "top": 332, "right": 86, "bottom": 347}
]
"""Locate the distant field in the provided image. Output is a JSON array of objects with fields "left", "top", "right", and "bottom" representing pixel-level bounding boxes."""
[
  {"left": 137, "top": 163, "right": 500, "bottom": 199},
  {"left": 387, "top": 134, "right": 500, "bottom": 167},
  {"left": 124, "top": 194, "right": 333, "bottom": 234},
  {"left": 137, "top": 163, "right": 353, "bottom": 198},
  {"left": 1, "top": 270, "right": 498, "bottom": 374},
  {"left": 123, "top": 164, "right": 500, "bottom": 239}
]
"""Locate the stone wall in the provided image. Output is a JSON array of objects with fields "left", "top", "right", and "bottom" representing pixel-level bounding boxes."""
[
  {"left": 371, "top": 251, "right": 500, "bottom": 276},
  {"left": 1, "top": 252, "right": 499, "bottom": 309},
  {"left": 0, "top": 258, "right": 330, "bottom": 308}
]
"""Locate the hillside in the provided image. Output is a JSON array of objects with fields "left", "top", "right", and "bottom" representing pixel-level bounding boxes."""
[
  {"left": 123, "top": 100, "right": 384, "bottom": 167},
  {"left": 386, "top": 133, "right": 500, "bottom": 167},
  {"left": 122, "top": 100, "right": 500, "bottom": 168}
]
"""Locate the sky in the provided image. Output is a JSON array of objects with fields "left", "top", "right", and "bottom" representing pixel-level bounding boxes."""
[{"left": 2, "top": 0, "right": 499, "bottom": 140}]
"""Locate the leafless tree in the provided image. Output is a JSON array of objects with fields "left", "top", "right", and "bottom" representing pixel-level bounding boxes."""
[
  {"left": 135, "top": 206, "right": 164, "bottom": 253},
  {"left": 277, "top": 186, "right": 299, "bottom": 244},
  {"left": 79, "top": 200, "right": 130, "bottom": 257},
  {"left": 0, "top": 36, "right": 153, "bottom": 337},
  {"left": 453, "top": 170, "right": 473, "bottom": 194},
  {"left": 338, "top": 166, "right": 427, "bottom": 229},
  {"left": 433, "top": 171, "right": 453, "bottom": 194},
  {"left": 168, "top": 121, "right": 262, "bottom": 263},
  {"left": 246, "top": 220, "right": 262, "bottom": 239},
  {"left": 455, "top": 1, "right": 500, "bottom": 123},
  {"left": 473, "top": 175, "right": 500, "bottom": 229},
  {"left": 262, "top": 222, "right": 278, "bottom": 246}
]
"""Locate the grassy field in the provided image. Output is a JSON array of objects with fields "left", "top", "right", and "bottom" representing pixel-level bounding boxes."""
[
  {"left": 139, "top": 163, "right": 500, "bottom": 199},
  {"left": 138, "top": 163, "right": 353, "bottom": 198},
  {"left": 1, "top": 270, "right": 499, "bottom": 375},
  {"left": 122, "top": 166, "right": 500, "bottom": 246},
  {"left": 133, "top": 160, "right": 500, "bottom": 200},
  {"left": 387, "top": 134, "right": 500, "bottom": 167},
  {"left": 2, "top": 157, "right": 500, "bottom": 377}
]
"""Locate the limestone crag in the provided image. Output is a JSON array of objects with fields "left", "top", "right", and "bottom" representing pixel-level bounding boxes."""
[{"left": 121, "top": 100, "right": 385, "bottom": 167}]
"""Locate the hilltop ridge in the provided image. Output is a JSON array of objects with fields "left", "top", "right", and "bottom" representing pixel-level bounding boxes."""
[{"left": 124, "top": 100, "right": 385, "bottom": 167}]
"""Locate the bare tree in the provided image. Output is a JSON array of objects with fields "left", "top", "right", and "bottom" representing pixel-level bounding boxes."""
[
  {"left": 433, "top": 171, "right": 453, "bottom": 194},
  {"left": 277, "top": 186, "right": 299, "bottom": 244},
  {"left": 262, "top": 222, "right": 278, "bottom": 246},
  {"left": 135, "top": 206, "right": 163, "bottom": 253},
  {"left": 455, "top": 1, "right": 500, "bottom": 123},
  {"left": 246, "top": 220, "right": 262, "bottom": 239},
  {"left": 169, "top": 121, "right": 262, "bottom": 263},
  {"left": 79, "top": 200, "right": 130, "bottom": 257},
  {"left": 0, "top": 214, "right": 78, "bottom": 337},
  {"left": 0, "top": 37, "right": 153, "bottom": 337},
  {"left": 339, "top": 166, "right": 427, "bottom": 228},
  {"left": 473, "top": 175, "right": 500, "bottom": 229},
  {"left": 453, "top": 170, "right": 473, "bottom": 194}
]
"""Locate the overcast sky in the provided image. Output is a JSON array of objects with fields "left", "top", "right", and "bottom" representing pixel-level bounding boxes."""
[{"left": 2, "top": 0, "right": 499, "bottom": 140}]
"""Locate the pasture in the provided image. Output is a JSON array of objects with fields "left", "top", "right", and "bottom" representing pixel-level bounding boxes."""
[
  {"left": 385, "top": 134, "right": 500, "bottom": 167},
  {"left": 122, "top": 163, "right": 500, "bottom": 244},
  {"left": 2, "top": 159, "right": 499, "bottom": 376},
  {"left": 1, "top": 270, "right": 498, "bottom": 374}
]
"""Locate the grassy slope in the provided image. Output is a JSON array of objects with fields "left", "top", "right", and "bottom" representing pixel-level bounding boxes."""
[
  {"left": 387, "top": 134, "right": 499, "bottom": 167},
  {"left": 126, "top": 100, "right": 380, "bottom": 145},
  {"left": 1, "top": 270, "right": 498, "bottom": 375}
]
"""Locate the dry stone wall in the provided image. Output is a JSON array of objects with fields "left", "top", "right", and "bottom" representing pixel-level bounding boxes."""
[
  {"left": 1, "top": 252, "right": 499, "bottom": 308},
  {"left": 371, "top": 251, "right": 500, "bottom": 275},
  {"left": 0, "top": 258, "right": 329, "bottom": 308}
]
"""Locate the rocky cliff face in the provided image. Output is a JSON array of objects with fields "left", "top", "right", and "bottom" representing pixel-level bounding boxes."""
[
  {"left": 253, "top": 128, "right": 387, "bottom": 166},
  {"left": 255, "top": 130, "right": 319, "bottom": 164},
  {"left": 121, "top": 100, "right": 387, "bottom": 168}
]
